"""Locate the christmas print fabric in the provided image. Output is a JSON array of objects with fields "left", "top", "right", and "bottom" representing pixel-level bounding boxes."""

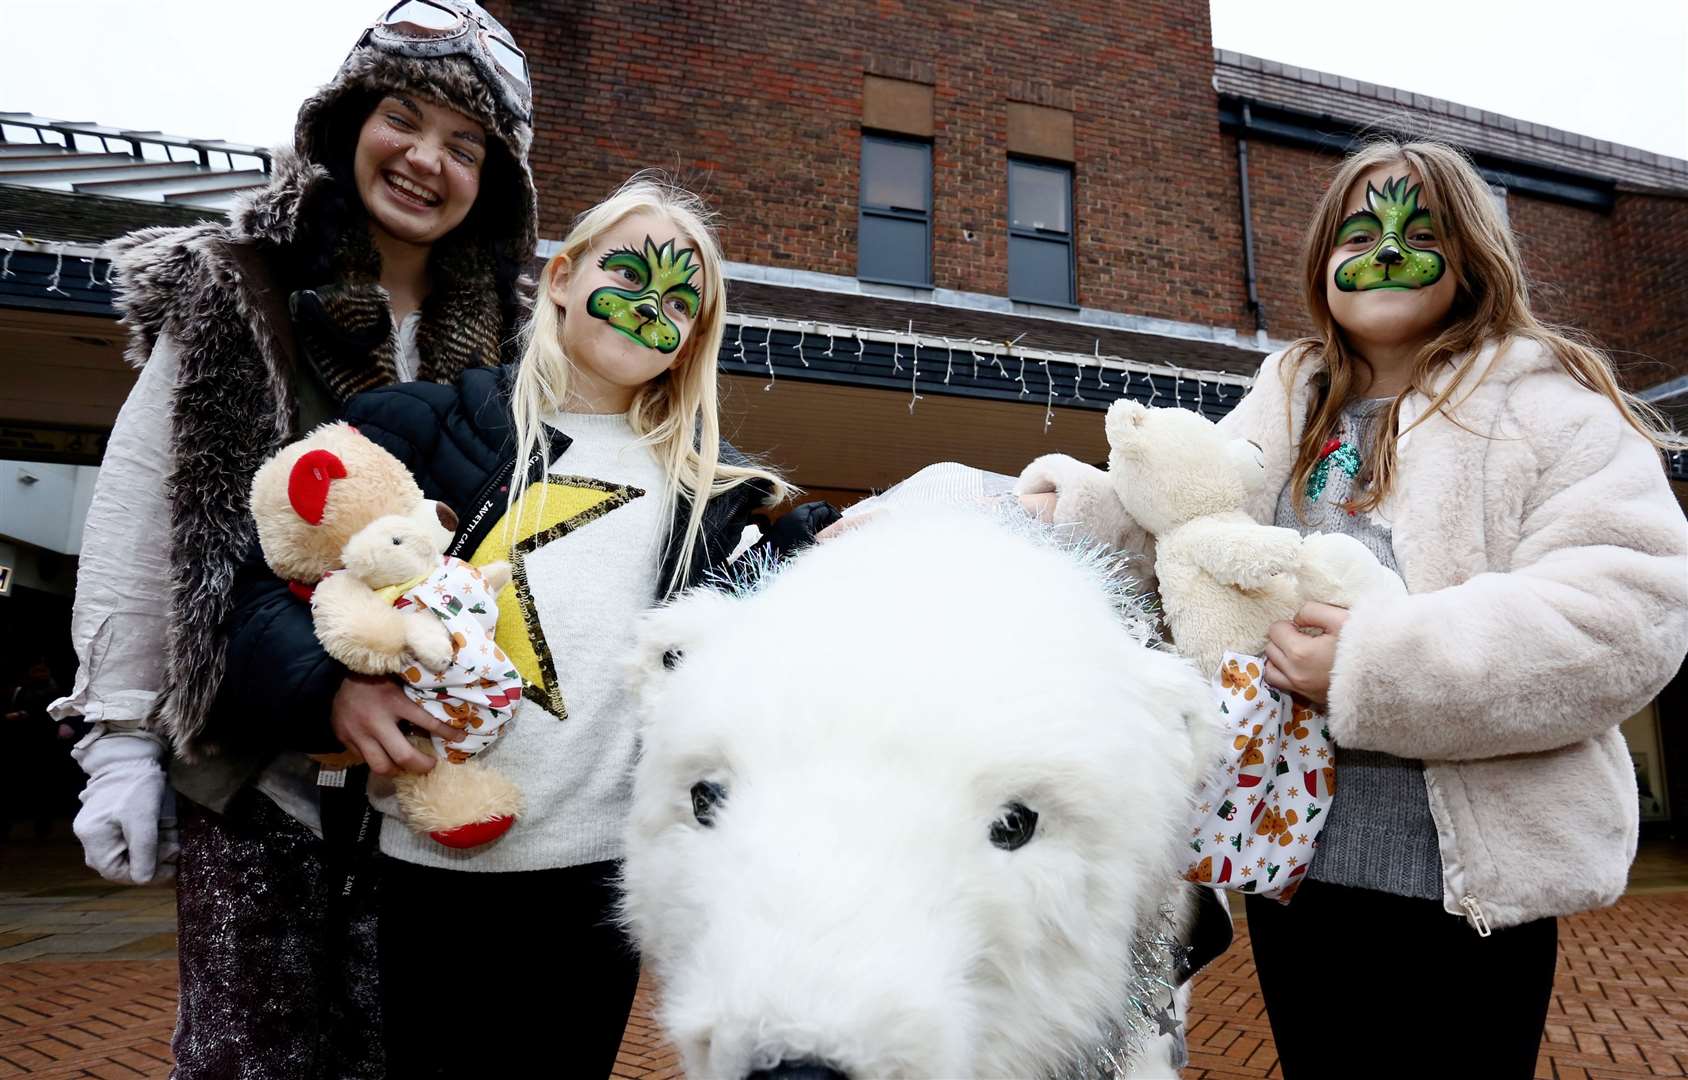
[
  {"left": 392, "top": 557, "right": 524, "bottom": 761},
  {"left": 1183, "top": 651, "right": 1336, "bottom": 902}
]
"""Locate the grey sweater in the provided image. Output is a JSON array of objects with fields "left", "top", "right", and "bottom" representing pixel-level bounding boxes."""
[{"left": 1272, "top": 397, "right": 1442, "bottom": 901}]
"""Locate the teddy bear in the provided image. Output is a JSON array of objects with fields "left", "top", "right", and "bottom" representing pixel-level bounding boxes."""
[
  {"left": 1100, "top": 399, "right": 1406, "bottom": 679},
  {"left": 249, "top": 422, "right": 524, "bottom": 849}
]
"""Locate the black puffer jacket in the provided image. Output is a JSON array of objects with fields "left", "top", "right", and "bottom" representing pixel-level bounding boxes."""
[{"left": 213, "top": 366, "right": 803, "bottom": 752}]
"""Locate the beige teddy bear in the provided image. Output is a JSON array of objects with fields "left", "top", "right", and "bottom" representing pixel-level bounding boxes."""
[
  {"left": 1082, "top": 400, "right": 1405, "bottom": 676},
  {"left": 250, "top": 422, "right": 524, "bottom": 849}
]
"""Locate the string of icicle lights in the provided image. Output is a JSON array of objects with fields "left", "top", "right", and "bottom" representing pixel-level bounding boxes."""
[{"left": 723, "top": 311, "right": 1258, "bottom": 434}]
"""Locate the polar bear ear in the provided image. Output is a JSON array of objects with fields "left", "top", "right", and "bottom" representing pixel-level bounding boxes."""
[{"left": 629, "top": 588, "right": 744, "bottom": 701}]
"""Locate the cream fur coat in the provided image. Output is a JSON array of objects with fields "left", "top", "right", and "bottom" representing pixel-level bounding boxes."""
[{"left": 1021, "top": 338, "right": 1688, "bottom": 929}]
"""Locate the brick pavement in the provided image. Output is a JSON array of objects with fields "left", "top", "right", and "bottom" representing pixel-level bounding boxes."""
[{"left": 5, "top": 831, "right": 1688, "bottom": 1078}]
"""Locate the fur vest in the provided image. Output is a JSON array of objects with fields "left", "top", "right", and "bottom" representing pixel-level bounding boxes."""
[{"left": 111, "top": 155, "right": 516, "bottom": 760}]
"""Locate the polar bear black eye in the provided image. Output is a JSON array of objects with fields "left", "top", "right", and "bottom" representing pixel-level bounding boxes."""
[
  {"left": 391, "top": 536, "right": 403, "bottom": 545},
  {"left": 990, "top": 803, "right": 1038, "bottom": 851},
  {"left": 690, "top": 780, "right": 726, "bottom": 827}
]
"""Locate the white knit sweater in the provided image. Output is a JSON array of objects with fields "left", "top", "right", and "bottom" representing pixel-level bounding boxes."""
[{"left": 372, "top": 410, "right": 671, "bottom": 871}]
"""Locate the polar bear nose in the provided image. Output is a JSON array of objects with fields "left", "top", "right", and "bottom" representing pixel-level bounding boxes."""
[{"left": 747, "top": 1061, "right": 848, "bottom": 1080}]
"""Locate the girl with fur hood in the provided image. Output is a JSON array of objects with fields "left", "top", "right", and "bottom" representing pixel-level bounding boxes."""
[
  {"left": 219, "top": 176, "right": 807, "bottom": 1078},
  {"left": 1018, "top": 140, "right": 1688, "bottom": 1078},
  {"left": 51, "top": 3, "right": 537, "bottom": 1075}
]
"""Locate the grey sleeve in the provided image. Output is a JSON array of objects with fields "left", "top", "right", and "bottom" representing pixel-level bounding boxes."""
[{"left": 50, "top": 335, "right": 180, "bottom": 737}]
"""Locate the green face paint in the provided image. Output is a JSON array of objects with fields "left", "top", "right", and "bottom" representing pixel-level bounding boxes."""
[
  {"left": 1332, "top": 176, "right": 1445, "bottom": 292},
  {"left": 586, "top": 235, "right": 703, "bottom": 354}
]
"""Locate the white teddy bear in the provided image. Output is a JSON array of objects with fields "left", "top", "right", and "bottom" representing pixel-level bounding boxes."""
[{"left": 1027, "top": 400, "right": 1405, "bottom": 677}]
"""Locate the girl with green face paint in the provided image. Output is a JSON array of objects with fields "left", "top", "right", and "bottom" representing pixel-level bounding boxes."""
[
  {"left": 267, "top": 177, "right": 813, "bottom": 1079},
  {"left": 1014, "top": 138, "right": 1688, "bottom": 1080}
]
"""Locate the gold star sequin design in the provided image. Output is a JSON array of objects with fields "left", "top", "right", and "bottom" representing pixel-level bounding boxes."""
[{"left": 467, "top": 476, "right": 645, "bottom": 719}]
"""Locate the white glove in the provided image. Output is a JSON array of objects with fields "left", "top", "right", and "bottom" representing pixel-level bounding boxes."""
[{"left": 71, "top": 727, "right": 179, "bottom": 885}]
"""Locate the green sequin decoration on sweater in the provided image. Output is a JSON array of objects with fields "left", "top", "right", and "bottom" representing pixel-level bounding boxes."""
[{"left": 1306, "top": 442, "right": 1362, "bottom": 503}]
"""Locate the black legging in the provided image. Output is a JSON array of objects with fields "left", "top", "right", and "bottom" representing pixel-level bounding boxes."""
[
  {"left": 378, "top": 856, "right": 641, "bottom": 1078},
  {"left": 1246, "top": 880, "right": 1557, "bottom": 1079}
]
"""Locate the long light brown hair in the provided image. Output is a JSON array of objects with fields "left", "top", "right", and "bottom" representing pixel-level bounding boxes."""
[{"left": 1283, "top": 139, "right": 1683, "bottom": 519}]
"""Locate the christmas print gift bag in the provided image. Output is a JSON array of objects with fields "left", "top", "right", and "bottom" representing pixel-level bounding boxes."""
[{"left": 1182, "top": 651, "right": 1336, "bottom": 902}]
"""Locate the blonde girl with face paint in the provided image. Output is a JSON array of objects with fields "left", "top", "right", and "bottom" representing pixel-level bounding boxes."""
[
  {"left": 227, "top": 175, "right": 818, "bottom": 1078},
  {"left": 1019, "top": 139, "right": 1687, "bottom": 1077}
]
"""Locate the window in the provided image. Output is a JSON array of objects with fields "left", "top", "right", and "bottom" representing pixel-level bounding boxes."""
[
  {"left": 858, "top": 133, "right": 932, "bottom": 287},
  {"left": 1008, "top": 158, "right": 1074, "bottom": 307}
]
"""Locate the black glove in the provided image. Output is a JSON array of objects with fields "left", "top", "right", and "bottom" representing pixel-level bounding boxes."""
[{"left": 763, "top": 500, "right": 842, "bottom": 556}]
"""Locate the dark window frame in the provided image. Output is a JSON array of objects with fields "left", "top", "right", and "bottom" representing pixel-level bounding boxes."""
[
  {"left": 1007, "top": 155, "right": 1076, "bottom": 309},
  {"left": 857, "top": 130, "right": 933, "bottom": 288}
]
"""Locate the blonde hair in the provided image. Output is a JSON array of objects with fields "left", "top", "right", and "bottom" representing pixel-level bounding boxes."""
[
  {"left": 1283, "top": 138, "right": 1684, "bottom": 519},
  {"left": 507, "top": 173, "right": 787, "bottom": 592}
]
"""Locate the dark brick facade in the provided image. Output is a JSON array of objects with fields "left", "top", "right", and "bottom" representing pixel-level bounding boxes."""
[
  {"left": 1613, "top": 194, "right": 1688, "bottom": 386},
  {"left": 486, "top": 0, "right": 1255, "bottom": 336},
  {"left": 485, "top": 0, "right": 1688, "bottom": 389}
]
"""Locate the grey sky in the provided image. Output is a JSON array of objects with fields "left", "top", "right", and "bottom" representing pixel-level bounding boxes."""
[
  {"left": 4, "top": 1, "right": 1685, "bottom": 160},
  {"left": 1209, "top": 0, "right": 1688, "bottom": 159}
]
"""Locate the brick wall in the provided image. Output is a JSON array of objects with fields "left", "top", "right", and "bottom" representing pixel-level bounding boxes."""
[
  {"left": 1612, "top": 194, "right": 1688, "bottom": 386},
  {"left": 486, "top": 0, "right": 1255, "bottom": 335},
  {"left": 1233, "top": 137, "right": 1328, "bottom": 343},
  {"left": 1508, "top": 194, "right": 1622, "bottom": 354}
]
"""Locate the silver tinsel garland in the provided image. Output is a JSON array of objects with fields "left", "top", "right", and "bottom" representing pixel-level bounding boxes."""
[{"left": 1060, "top": 902, "right": 1192, "bottom": 1079}]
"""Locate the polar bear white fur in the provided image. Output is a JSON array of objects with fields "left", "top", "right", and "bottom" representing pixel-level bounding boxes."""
[{"left": 621, "top": 507, "right": 1218, "bottom": 1079}]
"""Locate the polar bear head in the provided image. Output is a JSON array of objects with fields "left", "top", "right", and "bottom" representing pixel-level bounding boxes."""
[{"left": 621, "top": 508, "right": 1215, "bottom": 1078}]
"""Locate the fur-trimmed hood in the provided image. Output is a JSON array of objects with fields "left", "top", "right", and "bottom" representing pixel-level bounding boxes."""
[{"left": 278, "top": 43, "right": 537, "bottom": 284}]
